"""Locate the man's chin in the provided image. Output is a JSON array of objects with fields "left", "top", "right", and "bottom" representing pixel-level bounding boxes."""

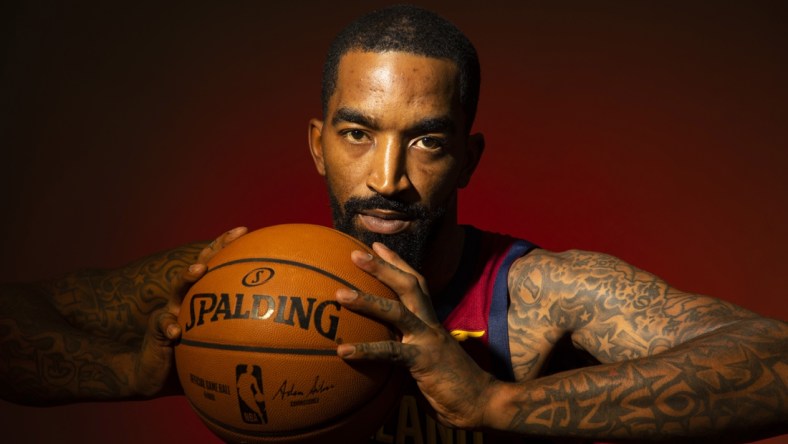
[
  {"left": 346, "top": 223, "right": 412, "bottom": 246},
  {"left": 327, "top": 192, "right": 445, "bottom": 271}
]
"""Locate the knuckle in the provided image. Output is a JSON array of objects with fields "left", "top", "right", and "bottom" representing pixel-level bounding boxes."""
[
  {"left": 373, "top": 255, "right": 388, "bottom": 268},
  {"left": 416, "top": 276, "right": 428, "bottom": 292},
  {"left": 402, "top": 273, "right": 419, "bottom": 289},
  {"left": 391, "top": 273, "right": 420, "bottom": 294},
  {"left": 379, "top": 341, "right": 409, "bottom": 365},
  {"left": 198, "top": 248, "right": 212, "bottom": 262},
  {"left": 385, "top": 341, "right": 402, "bottom": 361}
]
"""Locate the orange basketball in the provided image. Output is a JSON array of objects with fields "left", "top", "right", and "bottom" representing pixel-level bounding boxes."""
[{"left": 175, "top": 224, "right": 403, "bottom": 443}]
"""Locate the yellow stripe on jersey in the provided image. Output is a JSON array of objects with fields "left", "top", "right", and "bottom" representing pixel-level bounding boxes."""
[{"left": 450, "top": 330, "right": 486, "bottom": 341}]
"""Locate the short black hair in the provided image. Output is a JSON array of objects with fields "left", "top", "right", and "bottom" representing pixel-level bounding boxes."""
[{"left": 321, "top": 5, "right": 481, "bottom": 131}]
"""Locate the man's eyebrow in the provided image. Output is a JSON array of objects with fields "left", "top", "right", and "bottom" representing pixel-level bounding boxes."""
[
  {"left": 331, "top": 107, "right": 378, "bottom": 129},
  {"left": 408, "top": 116, "right": 456, "bottom": 135},
  {"left": 331, "top": 107, "right": 457, "bottom": 134}
]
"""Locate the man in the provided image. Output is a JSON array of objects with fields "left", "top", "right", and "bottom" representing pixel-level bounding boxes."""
[{"left": 1, "top": 4, "right": 785, "bottom": 444}]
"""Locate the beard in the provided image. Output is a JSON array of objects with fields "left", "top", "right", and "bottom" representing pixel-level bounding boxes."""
[{"left": 328, "top": 190, "right": 446, "bottom": 272}]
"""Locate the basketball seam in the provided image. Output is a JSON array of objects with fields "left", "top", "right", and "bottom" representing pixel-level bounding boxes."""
[{"left": 179, "top": 339, "right": 337, "bottom": 356}]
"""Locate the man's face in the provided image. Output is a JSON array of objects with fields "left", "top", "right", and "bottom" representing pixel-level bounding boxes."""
[{"left": 309, "top": 51, "right": 481, "bottom": 269}]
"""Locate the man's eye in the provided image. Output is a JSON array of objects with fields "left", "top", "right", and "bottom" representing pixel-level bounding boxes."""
[
  {"left": 413, "top": 136, "right": 444, "bottom": 150},
  {"left": 343, "top": 129, "right": 368, "bottom": 142}
]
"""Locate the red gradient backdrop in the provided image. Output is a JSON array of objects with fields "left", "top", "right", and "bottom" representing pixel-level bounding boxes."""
[{"left": 1, "top": 1, "right": 786, "bottom": 443}]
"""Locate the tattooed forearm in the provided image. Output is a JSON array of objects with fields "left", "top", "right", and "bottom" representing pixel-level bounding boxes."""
[
  {"left": 41, "top": 242, "right": 206, "bottom": 345},
  {"left": 0, "top": 242, "right": 206, "bottom": 404},
  {"left": 495, "top": 318, "right": 788, "bottom": 442},
  {"left": 503, "top": 248, "right": 787, "bottom": 441},
  {"left": 0, "top": 284, "right": 135, "bottom": 405}
]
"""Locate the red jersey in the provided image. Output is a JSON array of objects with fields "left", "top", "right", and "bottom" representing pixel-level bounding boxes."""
[{"left": 370, "top": 226, "right": 536, "bottom": 443}]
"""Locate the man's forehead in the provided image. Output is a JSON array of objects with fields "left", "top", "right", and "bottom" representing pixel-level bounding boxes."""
[
  {"left": 335, "top": 50, "right": 459, "bottom": 81},
  {"left": 328, "top": 50, "right": 462, "bottom": 123}
]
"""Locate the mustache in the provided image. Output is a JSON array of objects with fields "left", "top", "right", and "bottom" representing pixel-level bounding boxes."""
[{"left": 342, "top": 194, "right": 429, "bottom": 220}]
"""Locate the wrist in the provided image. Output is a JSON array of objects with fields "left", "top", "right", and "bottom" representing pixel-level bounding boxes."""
[{"left": 480, "top": 377, "right": 513, "bottom": 431}]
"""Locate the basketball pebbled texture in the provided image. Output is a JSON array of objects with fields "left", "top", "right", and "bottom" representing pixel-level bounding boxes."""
[{"left": 175, "top": 224, "right": 403, "bottom": 443}]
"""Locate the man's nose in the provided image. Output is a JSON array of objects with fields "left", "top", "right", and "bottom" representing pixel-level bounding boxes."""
[{"left": 366, "top": 137, "right": 412, "bottom": 197}]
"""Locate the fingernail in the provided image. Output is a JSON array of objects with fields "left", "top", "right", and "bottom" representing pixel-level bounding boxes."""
[
  {"left": 166, "top": 324, "right": 181, "bottom": 339},
  {"left": 337, "top": 344, "right": 355, "bottom": 358},
  {"left": 336, "top": 288, "right": 358, "bottom": 302},
  {"left": 352, "top": 250, "right": 373, "bottom": 262},
  {"left": 188, "top": 264, "right": 201, "bottom": 274},
  {"left": 229, "top": 226, "right": 246, "bottom": 237}
]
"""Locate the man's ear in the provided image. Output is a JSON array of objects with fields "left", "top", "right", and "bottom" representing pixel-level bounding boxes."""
[
  {"left": 308, "top": 118, "right": 326, "bottom": 176},
  {"left": 458, "top": 132, "right": 485, "bottom": 188}
]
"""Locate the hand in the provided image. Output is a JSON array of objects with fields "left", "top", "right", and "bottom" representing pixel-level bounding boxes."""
[
  {"left": 130, "top": 226, "right": 248, "bottom": 396},
  {"left": 335, "top": 242, "right": 497, "bottom": 429}
]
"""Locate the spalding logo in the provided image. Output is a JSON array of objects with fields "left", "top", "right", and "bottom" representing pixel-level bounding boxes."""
[
  {"left": 183, "top": 265, "right": 342, "bottom": 341},
  {"left": 183, "top": 293, "right": 342, "bottom": 341},
  {"left": 242, "top": 267, "right": 275, "bottom": 287}
]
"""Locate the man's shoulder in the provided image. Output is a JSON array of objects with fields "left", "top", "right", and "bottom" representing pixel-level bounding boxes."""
[
  {"left": 507, "top": 248, "right": 627, "bottom": 305},
  {"left": 509, "top": 248, "right": 622, "bottom": 276}
]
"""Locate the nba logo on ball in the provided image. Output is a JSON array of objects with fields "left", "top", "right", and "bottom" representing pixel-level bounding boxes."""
[{"left": 236, "top": 364, "right": 268, "bottom": 425}]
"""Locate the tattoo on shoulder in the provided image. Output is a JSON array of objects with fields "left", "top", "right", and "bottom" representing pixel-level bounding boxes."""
[{"left": 508, "top": 249, "right": 757, "bottom": 363}]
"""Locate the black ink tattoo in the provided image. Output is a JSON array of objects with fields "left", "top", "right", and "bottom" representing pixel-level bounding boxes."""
[
  {"left": 503, "top": 249, "right": 788, "bottom": 441},
  {"left": 0, "top": 242, "right": 206, "bottom": 405}
]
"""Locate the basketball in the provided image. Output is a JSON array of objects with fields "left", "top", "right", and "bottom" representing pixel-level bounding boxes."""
[{"left": 175, "top": 224, "right": 403, "bottom": 443}]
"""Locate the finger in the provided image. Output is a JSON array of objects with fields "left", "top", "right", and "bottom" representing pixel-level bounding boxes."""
[
  {"left": 134, "top": 310, "right": 179, "bottom": 397},
  {"left": 167, "top": 262, "right": 207, "bottom": 309},
  {"left": 351, "top": 247, "right": 438, "bottom": 325},
  {"left": 337, "top": 341, "right": 419, "bottom": 366},
  {"left": 371, "top": 242, "right": 429, "bottom": 295},
  {"left": 337, "top": 288, "right": 427, "bottom": 335},
  {"left": 152, "top": 309, "right": 181, "bottom": 343},
  {"left": 350, "top": 249, "right": 421, "bottom": 297},
  {"left": 197, "top": 226, "right": 248, "bottom": 264}
]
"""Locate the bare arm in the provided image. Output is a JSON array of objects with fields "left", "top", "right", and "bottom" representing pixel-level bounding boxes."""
[
  {"left": 0, "top": 228, "right": 246, "bottom": 405},
  {"left": 489, "top": 318, "right": 787, "bottom": 442},
  {"left": 41, "top": 242, "right": 208, "bottom": 345},
  {"left": 497, "top": 249, "right": 788, "bottom": 442},
  {"left": 508, "top": 249, "right": 761, "bottom": 366},
  {"left": 337, "top": 244, "right": 788, "bottom": 442},
  {"left": 0, "top": 281, "right": 161, "bottom": 404}
]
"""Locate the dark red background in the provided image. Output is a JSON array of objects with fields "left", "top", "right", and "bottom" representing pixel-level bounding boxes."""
[{"left": 1, "top": 1, "right": 786, "bottom": 443}]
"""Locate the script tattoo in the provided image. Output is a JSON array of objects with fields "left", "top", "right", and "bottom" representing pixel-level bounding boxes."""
[
  {"left": 505, "top": 249, "right": 788, "bottom": 441},
  {"left": 0, "top": 242, "right": 206, "bottom": 404}
]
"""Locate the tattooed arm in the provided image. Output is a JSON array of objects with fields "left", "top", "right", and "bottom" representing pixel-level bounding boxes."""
[
  {"left": 496, "top": 249, "right": 788, "bottom": 442},
  {"left": 337, "top": 244, "right": 787, "bottom": 443},
  {"left": 0, "top": 227, "right": 247, "bottom": 405}
]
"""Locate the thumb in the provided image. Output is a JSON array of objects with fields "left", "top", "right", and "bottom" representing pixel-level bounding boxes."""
[{"left": 133, "top": 310, "right": 180, "bottom": 397}]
